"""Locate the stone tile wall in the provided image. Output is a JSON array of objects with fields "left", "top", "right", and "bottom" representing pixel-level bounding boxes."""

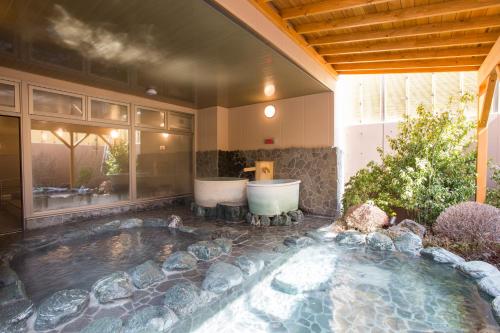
[{"left": 195, "top": 151, "right": 218, "bottom": 178}]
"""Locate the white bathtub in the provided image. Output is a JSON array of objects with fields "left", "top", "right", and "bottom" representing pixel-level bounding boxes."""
[
  {"left": 194, "top": 177, "right": 248, "bottom": 207},
  {"left": 247, "top": 179, "right": 301, "bottom": 216}
]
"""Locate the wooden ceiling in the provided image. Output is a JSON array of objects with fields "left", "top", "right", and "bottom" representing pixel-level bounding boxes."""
[{"left": 250, "top": 0, "right": 500, "bottom": 75}]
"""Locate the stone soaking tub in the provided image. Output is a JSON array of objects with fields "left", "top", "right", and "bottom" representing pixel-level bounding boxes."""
[
  {"left": 247, "top": 179, "right": 301, "bottom": 216},
  {"left": 194, "top": 177, "right": 248, "bottom": 207}
]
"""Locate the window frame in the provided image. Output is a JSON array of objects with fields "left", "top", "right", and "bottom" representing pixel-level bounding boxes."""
[
  {"left": 29, "top": 85, "right": 86, "bottom": 120},
  {"left": 0, "top": 78, "right": 20, "bottom": 113},
  {"left": 134, "top": 105, "right": 167, "bottom": 130},
  {"left": 167, "top": 110, "right": 194, "bottom": 133},
  {"left": 88, "top": 96, "right": 130, "bottom": 125}
]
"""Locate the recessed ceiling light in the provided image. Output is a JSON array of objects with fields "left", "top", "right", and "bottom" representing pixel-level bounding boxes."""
[
  {"left": 146, "top": 87, "right": 158, "bottom": 96},
  {"left": 264, "top": 84, "right": 275, "bottom": 97},
  {"left": 264, "top": 104, "right": 276, "bottom": 118}
]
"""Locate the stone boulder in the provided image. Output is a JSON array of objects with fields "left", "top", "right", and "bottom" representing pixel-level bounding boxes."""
[
  {"left": 163, "top": 282, "right": 205, "bottom": 318},
  {"left": 288, "top": 210, "right": 304, "bottom": 223},
  {"left": 366, "top": 232, "right": 395, "bottom": 251},
  {"left": 260, "top": 216, "right": 271, "bottom": 227},
  {"left": 493, "top": 297, "right": 500, "bottom": 324},
  {"left": 81, "top": 317, "right": 123, "bottom": 333},
  {"left": 0, "top": 299, "right": 33, "bottom": 328},
  {"left": 305, "top": 230, "right": 337, "bottom": 242},
  {"left": 0, "top": 281, "right": 26, "bottom": 306},
  {"left": 34, "top": 289, "right": 89, "bottom": 330},
  {"left": 216, "top": 203, "right": 248, "bottom": 222},
  {"left": 210, "top": 227, "right": 249, "bottom": 245},
  {"left": 119, "top": 218, "right": 143, "bottom": 229},
  {"left": 393, "top": 232, "right": 422, "bottom": 255},
  {"left": 283, "top": 235, "right": 315, "bottom": 248},
  {"left": 344, "top": 202, "right": 389, "bottom": 233},
  {"left": 0, "top": 265, "right": 19, "bottom": 288},
  {"left": 187, "top": 241, "right": 223, "bottom": 261},
  {"left": 271, "top": 214, "right": 292, "bottom": 226},
  {"left": 385, "top": 225, "right": 413, "bottom": 239},
  {"left": 167, "top": 215, "right": 183, "bottom": 228},
  {"left": 129, "top": 260, "right": 165, "bottom": 289},
  {"left": 478, "top": 275, "right": 500, "bottom": 298},
  {"left": 398, "top": 219, "right": 426, "bottom": 238},
  {"left": 162, "top": 251, "right": 197, "bottom": 271},
  {"left": 202, "top": 262, "right": 243, "bottom": 294},
  {"left": 420, "top": 247, "right": 465, "bottom": 266},
  {"left": 234, "top": 255, "right": 265, "bottom": 276},
  {"left": 456, "top": 261, "right": 500, "bottom": 280},
  {"left": 143, "top": 218, "right": 168, "bottom": 228},
  {"left": 335, "top": 230, "right": 366, "bottom": 246},
  {"left": 123, "top": 306, "right": 178, "bottom": 333},
  {"left": 92, "top": 220, "right": 121, "bottom": 234},
  {"left": 213, "top": 238, "right": 232, "bottom": 254},
  {"left": 92, "top": 271, "right": 134, "bottom": 303}
]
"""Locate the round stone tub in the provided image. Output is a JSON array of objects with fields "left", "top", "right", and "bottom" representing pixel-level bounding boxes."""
[
  {"left": 194, "top": 177, "right": 248, "bottom": 207},
  {"left": 247, "top": 179, "right": 301, "bottom": 216}
]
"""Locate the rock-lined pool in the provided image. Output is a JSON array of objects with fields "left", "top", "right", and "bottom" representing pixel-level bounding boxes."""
[
  {"left": 194, "top": 244, "right": 499, "bottom": 333},
  {"left": 11, "top": 228, "right": 196, "bottom": 304}
]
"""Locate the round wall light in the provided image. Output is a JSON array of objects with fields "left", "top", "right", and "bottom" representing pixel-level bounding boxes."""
[
  {"left": 264, "top": 84, "right": 275, "bottom": 97},
  {"left": 264, "top": 104, "right": 276, "bottom": 118},
  {"left": 146, "top": 87, "right": 158, "bottom": 96}
]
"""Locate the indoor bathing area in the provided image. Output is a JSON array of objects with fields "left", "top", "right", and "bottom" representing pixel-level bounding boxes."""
[{"left": 0, "top": 0, "right": 500, "bottom": 332}]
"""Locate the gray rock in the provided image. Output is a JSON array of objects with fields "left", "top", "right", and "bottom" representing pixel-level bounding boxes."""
[
  {"left": 0, "top": 299, "right": 33, "bottom": 327},
  {"left": 0, "top": 320, "right": 26, "bottom": 333},
  {"left": 163, "top": 282, "right": 203, "bottom": 318},
  {"left": 271, "top": 214, "right": 292, "bottom": 226},
  {"left": 420, "top": 247, "right": 465, "bottom": 265},
  {"left": 210, "top": 227, "right": 249, "bottom": 244},
  {"left": 0, "top": 280, "right": 27, "bottom": 306},
  {"left": 120, "top": 218, "right": 143, "bottom": 229},
  {"left": 201, "top": 262, "right": 243, "bottom": 294},
  {"left": 213, "top": 238, "right": 232, "bottom": 254},
  {"left": 234, "top": 255, "right": 264, "bottom": 276},
  {"left": 456, "top": 261, "right": 500, "bottom": 280},
  {"left": 92, "top": 271, "right": 134, "bottom": 303},
  {"left": 260, "top": 215, "right": 271, "bottom": 227},
  {"left": 288, "top": 209, "right": 304, "bottom": 223},
  {"left": 283, "top": 236, "right": 315, "bottom": 248},
  {"left": 393, "top": 232, "right": 422, "bottom": 254},
  {"left": 187, "top": 241, "right": 222, "bottom": 261},
  {"left": 143, "top": 218, "right": 168, "bottom": 228},
  {"left": 216, "top": 203, "right": 248, "bottom": 221},
  {"left": 335, "top": 230, "right": 366, "bottom": 246},
  {"left": 273, "top": 244, "right": 291, "bottom": 253},
  {"left": 34, "top": 289, "right": 89, "bottom": 330},
  {"left": 167, "top": 215, "right": 183, "bottom": 228},
  {"left": 93, "top": 220, "right": 121, "bottom": 234},
  {"left": 493, "top": 297, "right": 500, "bottom": 324},
  {"left": 129, "top": 260, "right": 165, "bottom": 289},
  {"left": 246, "top": 212, "right": 259, "bottom": 226},
  {"left": 398, "top": 219, "right": 426, "bottom": 238},
  {"left": 305, "top": 230, "right": 336, "bottom": 242},
  {"left": 178, "top": 226, "right": 197, "bottom": 234},
  {"left": 162, "top": 251, "right": 197, "bottom": 271},
  {"left": 124, "top": 306, "right": 178, "bottom": 333},
  {"left": 194, "top": 205, "right": 206, "bottom": 217},
  {"left": 0, "top": 265, "right": 19, "bottom": 288},
  {"left": 367, "top": 232, "right": 395, "bottom": 251},
  {"left": 478, "top": 275, "right": 500, "bottom": 298},
  {"left": 81, "top": 317, "right": 123, "bottom": 333}
]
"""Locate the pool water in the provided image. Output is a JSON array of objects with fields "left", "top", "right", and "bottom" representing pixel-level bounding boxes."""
[
  {"left": 11, "top": 228, "right": 197, "bottom": 304},
  {"left": 194, "top": 244, "right": 499, "bottom": 333}
]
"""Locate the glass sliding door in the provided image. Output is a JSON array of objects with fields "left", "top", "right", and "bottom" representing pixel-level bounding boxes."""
[{"left": 0, "top": 116, "right": 22, "bottom": 234}]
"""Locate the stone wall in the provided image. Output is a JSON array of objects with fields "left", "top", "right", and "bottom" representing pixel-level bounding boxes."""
[
  {"left": 196, "top": 147, "right": 343, "bottom": 217},
  {"left": 196, "top": 151, "right": 218, "bottom": 178}
]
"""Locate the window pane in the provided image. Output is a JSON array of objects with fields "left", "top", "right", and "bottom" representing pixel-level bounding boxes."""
[
  {"left": 136, "top": 108, "right": 165, "bottom": 128},
  {"left": 407, "top": 73, "right": 432, "bottom": 115},
  {"left": 32, "top": 89, "right": 84, "bottom": 118},
  {"left": 136, "top": 131, "right": 192, "bottom": 199},
  {"left": 91, "top": 99, "right": 128, "bottom": 123},
  {"left": 462, "top": 71, "right": 478, "bottom": 116},
  {"left": 167, "top": 113, "right": 193, "bottom": 132},
  {"left": 362, "top": 75, "right": 381, "bottom": 123},
  {"left": 0, "top": 83, "right": 15, "bottom": 108},
  {"left": 434, "top": 72, "right": 461, "bottom": 112},
  {"left": 342, "top": 76, "right": 362, "bottom": 124},
  {"left": 384, "top": 74, "right": 407, "bottom": 121},
  {"left": 31, "top": 121, "right": 129, "bottom": 212}
]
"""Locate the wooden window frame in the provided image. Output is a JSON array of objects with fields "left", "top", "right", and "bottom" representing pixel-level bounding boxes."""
[
  {"left": 29, "top": 85, "right": 86, "bottom": 120},
  {"left": 88, "top": 96, "right": 130, "bottom": 125},
  {"left": 134, "top": 105, "right": 167, "bottom": 130},
  {"left": 0, "top": 78, "right": 20, "bottom": 114}
]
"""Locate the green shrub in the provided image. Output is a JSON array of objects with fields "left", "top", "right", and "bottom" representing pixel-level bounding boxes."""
[
  {"left": 486, "top": 166, "right": 500, "bottom": 208},
  {"left": 104, "top": 141, "right": 129, "bottom": 175},
  {"left": 343, "top": 94, "right": 477, "bottom": 225}
]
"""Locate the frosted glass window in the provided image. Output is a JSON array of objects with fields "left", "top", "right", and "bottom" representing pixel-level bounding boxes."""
[
  {"left": 90, "top": 99, "right": 129, "bottom": 123},
  {"left": 32, "top": 88, "right": 84, "bottom": 118},
  {"left": 168, "top": 113, "right": 193, "bottom": 132},
  {"left": 136, "top": 131, "right": 192, "bottom": 199},
  {"left": 0, "top": 83, "right": 15, "bottom": 108},
  {"left": 136, "top": 107, "right": 166, "bottom": 128},
  {"left": 31, "top": 121, "right": 129, "bottom": 212},
  {"left": 362, "top": 75, "right": 382, "bottom": 123},
  {"left": 385, "top": 75, "right": 407, "bottom": 121},
  {"left": 343, "top": 77, "right": 362, "bottom": 124},
  {"left": 407, "top": 73, "right": 433, "bottom": 115},
  {"left": 434, "top": 72, "right": 461, "bottom": 112}
]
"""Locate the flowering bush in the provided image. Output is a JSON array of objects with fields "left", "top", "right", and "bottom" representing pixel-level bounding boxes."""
[
  {"left": 343, "top": 94, "right": 476, "bottom": 224},
  {"left": 432, "top": 202, "right": 500, "bottom": 264},
  {"left": 487, "top": 165, "right": 500, "bottom": 208}
]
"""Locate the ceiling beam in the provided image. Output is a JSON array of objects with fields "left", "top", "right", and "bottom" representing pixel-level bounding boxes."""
[
  {"left": 336, "top": 66, "right": 480, "bottom": 74},
  {"left": 295, "top": 0, "right": 500, "bottom": 34},
  {"left": 478, "top": 36, "right": 500, "bottom": 83},
  {"left": 281, "top": 0, "right": 390, "bottom": 20},
  {"left": 333, "top": 57, "right": 485, "bottom": 71},
  {"left": 308, "top": 14, "right": 500, "bottom": 46},
  {"left": 317, "top": 32, "right": 499, "bottom": 55},
  {"left": 326, "top": 46, "right": 492, "bottom": 64}
]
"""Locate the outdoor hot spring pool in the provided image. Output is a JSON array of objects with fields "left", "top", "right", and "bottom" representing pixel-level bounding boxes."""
[
  {"left": 194, "top": 244, "right": 499, "bottom": 333},
  {"left": 11, "top": 227, "right": 197, "bottom": 304}
]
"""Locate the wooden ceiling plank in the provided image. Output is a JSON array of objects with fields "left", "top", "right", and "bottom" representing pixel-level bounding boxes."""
[
  {"left": 317, "top": 32, "right": 499, "bottom": 55},
  {"left": 295, "top": 0, "right": 500, "bottom": 34},
  {"left": 337, "top": 66, "right": 480, "bottom": 74},
  {"left": 326, "top": 46, "right": 492, "bottom": 63},
  {"left": 308, "top": 14, "right": 500, "bottom": 45},
  {"left": 333, "top": 57, "right": 485, "bottom": 70},
  {"left": 281, "top": 0, "right": 391, "bottom": 20}
]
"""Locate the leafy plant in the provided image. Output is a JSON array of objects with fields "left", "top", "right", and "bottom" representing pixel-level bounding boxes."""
[
  {"left": 77, "top": 167, "right": 93, "bottom": 187},
  {"left": 104, "top": 141, "right": 129, "bottom": 175},
  {"left": 486, "top": 165, "right": 500, "bottom": 208},
  {"left": 343, "top": 94, "right": 477, "bottom": 225}
]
